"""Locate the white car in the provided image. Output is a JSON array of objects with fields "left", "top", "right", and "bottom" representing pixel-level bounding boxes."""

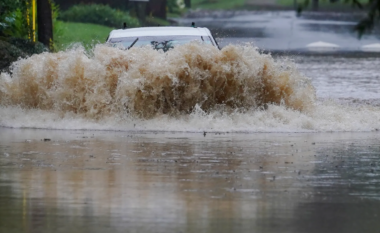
[{"left": 106, "top": 26, "right": 219, "bottom": 51}]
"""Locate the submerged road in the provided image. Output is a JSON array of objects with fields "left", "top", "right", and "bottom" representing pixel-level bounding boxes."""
[
  {"left": 176, "top": 11, "right": 380, "bottom": 51},
  {"left": 0, "top": 129, "right": 380, "bottom": 233}
]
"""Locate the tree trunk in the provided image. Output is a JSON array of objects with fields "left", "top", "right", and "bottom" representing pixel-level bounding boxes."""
[
  {"left": 185, "top": 0, "right": 191, "bottom": 8},
  {"left": 136, "top": 1, "right": 147, "bottom": 26},
  {"left": 146, "top": 0, "right": 166, "bottom": 20},
  {"left": 312, "top": 0, "right": 319, "bottom": 11},
  {"left": 37, "top": 0, "right": 53, "bottom": 49}
]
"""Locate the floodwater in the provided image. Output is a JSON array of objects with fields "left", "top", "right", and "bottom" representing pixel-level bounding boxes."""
[
  {"left": 1, "top": 10, "right": 380, "bottom": 233},
  {"left": 1, "top": 129, "right": 380, "bottom": 233},
  {"left": 177, "top": 11, "right": 380, "bottom": 51},
  {"left": 293, "top": 54, "right": 380, "bottom": 100}
]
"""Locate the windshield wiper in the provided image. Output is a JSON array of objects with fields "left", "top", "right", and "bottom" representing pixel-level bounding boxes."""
[{"left": 128, "top": 38, "right": 139, "bottom": 49}]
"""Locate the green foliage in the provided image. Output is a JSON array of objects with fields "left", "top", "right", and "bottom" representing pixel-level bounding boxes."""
[
  {"left": 0, "top": 39, "right": 25, "bottom": 72},
  {"left": 0, "top": 38, "right": 46, "bottom": 72},
  {"left": 6, "top": 37, "right": 46, "bottom": 54},
  {"left": 0, "top": 0, "right": 23, "bottom": 20},
  {"left": 1, "top": 0, "right": 58, "bottom": 47},
  {"left": 191, "top": 0, "right": 246, "bottom": 9},
  {"left": 0, "top": 0, "right": 25, "bottom": 36},
  {"left": 351, "top": 0, "right": 380, "bottom": 36},
  {"left": 59, "top": 4, "right": 139, "bottom": 28},
  {"left": 1, "top": 8, "right": 30, "bottom": 39},
  {"left": 54, "top": 21, "right": 114, "bottom": 51},
  {"left": 167, "top": 0, "right": 186, "bottom": 14},
  {"left": 294, "top": 0, "right": 380, "bottom": 37},
  {"left": 51, "top": 2, "right": 64, "bottom": 51},
  {"left": 0, "top": 0, "right": 50, "bottom": 71}
]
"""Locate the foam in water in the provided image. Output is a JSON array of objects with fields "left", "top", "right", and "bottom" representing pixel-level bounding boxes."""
[
  {"left": 0, "top": 43, "right": 314, "bottom": 116},
  {"left": 1, "top": 43, "right": 379, "bottom": 132}
]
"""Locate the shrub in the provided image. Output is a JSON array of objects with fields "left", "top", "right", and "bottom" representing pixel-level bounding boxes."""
[
  {"left": 59, "top": 4, "right": 139, "bottom": 28},
  {"left": 167, "top": 0, "right": 186, "bottom": 15},
  {"left": 0, "top": 0, "right": 21, "bottom": 32},
  {"left": 0, "top": 40, "right": 24, "bottom": 72},
  {"left": 0, "top": 37, "right": 47, "bottom": 72},
  {"left": 1, "top": 1, "right": 59, "bottom": 51},
  {"left": 7, "top": 37, "right": 46, "bottom": 55}
]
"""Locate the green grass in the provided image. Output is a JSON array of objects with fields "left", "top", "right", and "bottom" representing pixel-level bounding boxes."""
[
  {"left": 145, "top": 16, "right": 171, "bottom": 26},
  {"left": 54, "top": 21, "right": 114, "bottom": 51},
  {"left": 191, "top": 0, "right": 247, "bottom": 10}
]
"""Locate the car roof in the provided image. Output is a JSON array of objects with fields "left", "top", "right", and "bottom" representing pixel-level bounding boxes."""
[{"left": 108, "top": 27, "right": 212, "bottom": 39}]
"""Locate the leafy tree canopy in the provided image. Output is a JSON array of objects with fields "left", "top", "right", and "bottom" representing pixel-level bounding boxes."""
[
  {"left": 0, "top": 0, "right": 27, "bottom": 35},
  {"left": 0, "top": 0, "right": 24, "bottom": 21},
  {"left": 350, "top": 0, "right": 380, "bottom": 35}
]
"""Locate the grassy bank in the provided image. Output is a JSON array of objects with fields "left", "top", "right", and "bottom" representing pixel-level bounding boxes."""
[
  {"left": 55, "top": 21, "right": 114, "bottom": 51},
  {"left": 191, "top": 0, "right": 246, "bottom": 10}
]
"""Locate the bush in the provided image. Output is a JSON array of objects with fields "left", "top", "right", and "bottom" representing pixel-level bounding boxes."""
[
  {"left": 7, "top": 38, "right": 46, "bottom": 55},
  {"left": 0, "top": 0, "right": 21, "bottom": 29},
  {"left": 59, "top": 4, "right": 139, "bottom": 28},
  {"left": 1, "top": 8, "right": 31, "bottom": 39},
  {"left": 0, "top": 37, "right": 47, "bottom": 72},
  {"left": 0, "top": 40, "right": 25, "bottom": 72},
  {"left": 167, "top": 0, "right": 185, "bottom": 15}
]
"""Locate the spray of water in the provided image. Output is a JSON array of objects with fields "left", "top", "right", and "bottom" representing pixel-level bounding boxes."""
[{"left": 0, "top": 43, "right": 315, "bottom": 120}]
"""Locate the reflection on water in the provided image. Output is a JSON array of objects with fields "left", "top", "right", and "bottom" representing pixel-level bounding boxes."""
[
  {"left": 1, "top": 129, "right": 379, "bottom": 232},
  {"left": 292, "top": 55, "right": 380, "bottom": 99}
]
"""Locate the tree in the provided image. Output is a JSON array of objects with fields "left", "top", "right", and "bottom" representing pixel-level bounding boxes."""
[
  {"left": 312, "top": 0, "right": 319, "bottom": 10},
  {"left": 146, "top": 0, "right": 167, "bottom": 20},
  {"left": 297, "top": 0, "right": 380, "bottom": 35},
  {"left": 0, "top": 0, "right": 23, "bottom": 35},
  {"left": 37, "top": 0, "right": 53, "bottom": 49},
  {"left": 184, "top": 0, "right": 191, "bottom": 8},
  {"left": 352, "top": 0, "right": 380, "bottom": 35},
  {"left": 0, "top": 0, "right": 21, "bottom": 20}
]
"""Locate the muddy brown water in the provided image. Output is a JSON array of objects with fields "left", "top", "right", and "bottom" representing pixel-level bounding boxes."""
[
  {"left": 1, "top": 10, "right": 380, "bottom": 232},
  {"left": 1, "top": 129, "right": 379, "bottom": 233}
]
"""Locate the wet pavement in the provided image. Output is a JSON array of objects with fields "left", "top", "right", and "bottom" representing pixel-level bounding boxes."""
[{"left": 1, "top": 129, "right": 380, "bottom": 233}]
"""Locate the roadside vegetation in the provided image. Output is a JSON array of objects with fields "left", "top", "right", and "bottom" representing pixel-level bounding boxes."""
[
  {"left": 0, "top": 0, "right": 379, "bottom": 72},
  {"left": 191, "top": 0, "right": 246, "bottom": 9},
  {"left": 190, "top": 0, "right": 369, "bottom": 11},
  {"left": 59, "top": 4, "right": 139, "bottom": 28},
  {"left": 277, "top": 0, "right": 368, "bottom": 10},
  {"left": 54, "top": 21, "right": 114, "bottom": 51}
]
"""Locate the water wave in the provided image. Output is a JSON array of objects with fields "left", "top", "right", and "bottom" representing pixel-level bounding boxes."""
[
  {"left": 2, "top": 43, "right": 379, "bottom": 132},
  {"left": 0, "top": 43, "right": 314, "bottom": 119}
]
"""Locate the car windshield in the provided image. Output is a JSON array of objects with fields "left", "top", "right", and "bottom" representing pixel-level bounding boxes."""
[{"left": 108, "top": 35, "right": 214, "bottom": 51}]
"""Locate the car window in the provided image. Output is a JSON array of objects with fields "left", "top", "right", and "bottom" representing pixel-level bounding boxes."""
[{"left": 108, "top": 35, "right": 214, "bottom": 51}]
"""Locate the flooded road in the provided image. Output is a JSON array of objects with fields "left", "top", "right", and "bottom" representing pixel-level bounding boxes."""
[
  {"left": 1, "top": 9, "right": 380, "bottom": 233},
  {"left": 177, "top": 11, "right": 380, "bottom": 51},
  {"left": 292, "top": 54, "right": 380, "bottom": 100},
  {"left": 1, "top": 129, "right": 380, "bottom": 233}
]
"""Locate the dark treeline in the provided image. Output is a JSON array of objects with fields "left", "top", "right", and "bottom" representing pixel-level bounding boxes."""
[
  {"left": 54, "top": 0, "right": 170, "bottom": 12},
  {"left": 54, "top": 0, "right": 168, "bottom": 20},
  {"left": 54, "top": 0, "right": 129, "bottom": 10}
]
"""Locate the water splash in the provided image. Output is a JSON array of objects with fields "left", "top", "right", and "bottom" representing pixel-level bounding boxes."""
[{"left": 0, "top": 43, "right": 315, "bottom": 120}]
